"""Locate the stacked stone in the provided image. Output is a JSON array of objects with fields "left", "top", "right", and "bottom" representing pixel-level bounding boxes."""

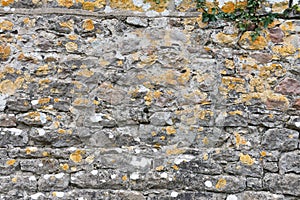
[{"left": 0, "top": 0, "right": 299, "bottom": 199}]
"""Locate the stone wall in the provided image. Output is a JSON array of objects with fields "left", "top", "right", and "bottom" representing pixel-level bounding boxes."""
[{"left": 0, "top": 0, "right": 299, "bottom": 199}]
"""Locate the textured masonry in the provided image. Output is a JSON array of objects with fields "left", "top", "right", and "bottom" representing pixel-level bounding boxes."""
[{"left": 0, "top": 0, "right": 299, "bottom": 199}]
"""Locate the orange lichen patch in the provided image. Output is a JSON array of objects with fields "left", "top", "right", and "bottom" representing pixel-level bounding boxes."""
[
  {"left": 259, "top": 64, "right": 286, "bottom": 78},
  {"left": 166, "top": 148, "right": 185, "bottom": 155},
  {"left": 83, "top": 19, "right": 94, "bottom": 31},
  {"left": 221, "top": 1, "right": 235, "bottom": 13},
  {"left": 60, "top": 20, "right": 74, "bottom": 30},
  {"left": 0, "top": 20, "right": 14, "bottom": 31},
  {"left": 11, "top": 177, "right": 17, "bottom": 183},
  {"left": 172, "top": 165, "right": 179, "bottom": 170},
  {"left": 56, "top": 0, "right": 73, "bottom": 8},
  {"left": 73, "top": 98, "right": 89, "bottom": 106},
  {"left": 203, "top": 153, "right": 208, "bottom": 160},
  {"left": 68, "top": 34, "right": 78, "bottom": 40},
  {"left": 272, "top": 44, "right": 296, "bottom": 57},
  {"left": 239, "top": 31, "right": 268, "bottom": 50},
  {"left": 198, "top": 110, "right": 213, "bottom": 120},
  {"left": 65, "top": 42, "right": 78, "bottom": 52},
  {"left": 76, "top": 69, "right": 94, "bottom": 77},
  {"left": 236, "top": 0, "right": 247, "bottom": 9},
  {"left": 42, "top": 151, "right": 49, "bottom": 156},
  {"left": 70, "top": 150, "right": 83, "bottom": 163},
  {"left": 224, "top": 59, "right": 235, "bottom": 70},
  {"left": 178, "top": 68, "right": 191, "bottom": 85},
  {"left": 280, "top": 21, "right": 295, "bottom": 33},
  {"left": 249, "top": 77, "right": 267, "bottom": 92},
  {"left": 122, "top": 175, "right": 127, "bottom": 181},
  {"left": 36, "top": 64, "right": 49, "bottom": 76},
  {"left": 38, "top": 97, "right": 51, "bottom": 105},
  {"left": 272, "top": 2, "right": 289, "bottom": 13},
  {"left": 239, "top": 153, "right": 255, "bottom": 165},
  {"left": 145, "top": 0, "right": 169, "bottom": 12},
  {"left": 166, "top": 126, "right": 176, "bottom": 135},
  {"left": 0, "top": 80, "right": 17, "bottom": 95},
  {"left": 25, "top": 147, "right": 38, "bottom": 155},
  {"left": 6, "top": 159, "right": 16, "bottom": 166},
  {"left": 156, "top": 165, "right": 164, "bottom": 171},
  {"left": 235, "top": 132, "right": 247, "bottom": 147},
  {"left": 0, "top": 44, "right": 11, "bottom": 60},
  {"left": 215, "top": 32, "right": 238, "bottom": 45},
  {"left": 215, "top": 178, "right": 226, "bottom": 189},
  {"left": 110, "top": 0, "right": 142, "bottom": 11},
  {"left": 57, "top": 129, "right": 66, "bottom": 134},
  {"left": 177, "top": 0, "right": 197, "bottom": 12},
  {"left": 60, "top": 163, "right": 69, "bottom": 171},
  {"left": 202, "top": 137, "right": 209, "bottom": 145},
  {"left": 160, "top": 136, "right": 166, "bottom": 141},
  {"left": 1, "top": 0, "right": 14, "bottom": 6},
  {"left": 228, "top": 110, "right": 243, "bottom": 116},
  {"left": 260, "top": 151, "right": 267, "bottom": 157}
]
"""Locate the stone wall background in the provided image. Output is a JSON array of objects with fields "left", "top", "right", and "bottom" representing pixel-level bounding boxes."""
[{"left": 0, "top": 0, "right": 299, "bottom": 199}]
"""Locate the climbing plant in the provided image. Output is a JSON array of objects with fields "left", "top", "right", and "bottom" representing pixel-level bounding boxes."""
[
  {"left": 198, "top": 0, "right": 300, "bottom": 40},
  {"left": 154, "top": 0, "right": 299, "bottom": 41}
]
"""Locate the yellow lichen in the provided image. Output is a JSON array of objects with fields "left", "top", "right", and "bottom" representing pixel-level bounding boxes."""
[
  {"left": 11, "top": 177, "right": 17, "bottom": 183},
  {"left": 166, "top": 148, "right": 185, "bottom": 155},
  {"left": 221, "top": 1, "right": 235, "bottom": 13},
  {"left": 70, "top": 150, "right": 83, "bottom": 163},
  {"left": 272, "top": 44, "right": 296, "bottom": 57},
  {"left": 202, "top": 137, "right": 209, "bottom": 145},
  {"left": 73, "top": 98, "right": 89, "bottom": 106},
  {"left": 228, "top": 110, "right": 243, "bottom": 116},
  {"left": 38, "top": 97, "right": 51, "bottom": 105},
  {"left": 172, "top": 165, "right": 179, "bottom": 170},
  {"left": 216, "top": 32, "right": 238, "bottom": 45},
  {"left": 156, "top": 165, "right": 164, "bottom": 171},
  {"left": 0, "top": 44, "right": 11, "bottom": 60},
  {"left": 203, "top": 153, "right": 208, "bottom": 160},
  {"left": 65, "top": 42, "right": 78, "bottom": 52},
  {"left": 0, "top": 80, "right": 16, "bottom": 95},
  {"left": 166, "top": 126, "right": 176, "bottom": 135},
  {"left": 1, "top": 0, "right": 14, "bottom": 6},
  {"left": 0, "top": 20, "right": 14, "bottom": 31},
  {"left": 6, "top": 159, "right": 16, "bottom": 166},
  {"left": 122, "top": 175, "right": 127, "bottom": 181},
  {"left": 260, "top": 151, "right": 267, "bottom": 157},
  {"left": 239, "top": 153, "right": 255, "bottom": 165},
  {"left": 235, "top": 132, "right": 247, "bottom": 148},
  {"left": 42, "top": 151, "right": 49, "bottom": 157},
  {"left": 216, "top": 178, "right": 226, "bottom": 189},
  {"left": 76, "top": 69, "right": 94, "bottom": 77},
  {"left": 56, "top": 0, "right": 73, "bottom": 8},
  {"left": 239, "top": 31, "right": 268, "bottom": 50},
  {"left": 82, "top": 19, "right": 94, "bottom": 31},
  {"left": 60, "top": 163, "right": 69, "bottom": 171}
]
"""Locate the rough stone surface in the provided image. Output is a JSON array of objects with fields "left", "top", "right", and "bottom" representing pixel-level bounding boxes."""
[{"left": 0, "top": 0, "right": 299, "bottom": 199}]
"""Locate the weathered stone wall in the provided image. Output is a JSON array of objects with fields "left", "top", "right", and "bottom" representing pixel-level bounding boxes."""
[{"left": 0, "top": 0, "right": 299, "bottom": 199}]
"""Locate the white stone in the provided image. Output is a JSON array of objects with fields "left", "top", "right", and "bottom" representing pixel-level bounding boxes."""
[
  {"left": 31, "top": 100, "right": 39, "bottom": 105},
  {"left": 205, "top": 180, "right": 212, "bottom": 188},
  {"left": 39, "top": 112, "right": 47, "bottom": 124},
  {"left": 145, "top": 10, "right": 159, "bottom": 17},
  {"left": 0, "top": 94, "right": 7, "bottom": 111},
  {"left": 130, "top": 172, "right": 139, "bottom": 180},
  {"left": 37, "top": 128, "right": 45, "bottom": 136},
  {"left": 3, "top": 7, "right": 10, "bottom": 12},
  {"left": 111, "top": 174, "right": 117, "bottom": 179},
  {"left": 171, "top": 191, "right": 178, "bottom": 197},
  {"left": 54, "top": 192, "right": 64, "bottom": 198},
  {"left": 55, "top": 173, "right": 64, "bottom": 179},
  {"left": 160, "top": 172, "right": 168, "bottom": 179},
  {"left": 38, "top": 163, "right": 43, "bottom": 167},
  {"left": 104, "top": 6, "right": 112, "bottom": 13},
  {"left": 174, "top": 155, "right": 195, "bottom": 165},
  {"left": 43, "top": 174, "right": 51, "bottom": 179},
  {"left": 30, "top": 193, "right": 44, "bottom": 200},
  {"left": 29, "top": 176, "right": 36, "bottom": 181},
  {"left": 161, "top": 10, "right": 170, "bottom": 16},
  {"left": 226, "top": 194, "right": 238, "bottom": 200},
  {"left": 295, "top": 122, "right": 300, "bottom": 128},
  {"left": 91, "top": 170, "right": 98, "bottom": 175}
]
